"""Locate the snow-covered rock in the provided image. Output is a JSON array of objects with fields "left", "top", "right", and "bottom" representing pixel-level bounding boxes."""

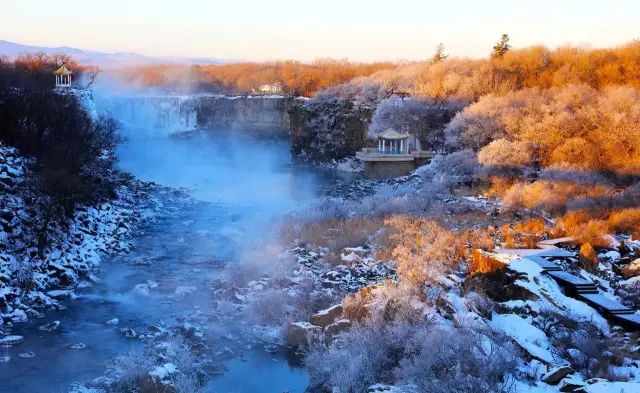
[
  {"left": 149, "top": 363, "right": 178, "bottom": 380},
  {"left": 490, "top": 313, "right": 555, "bottom": 364}
]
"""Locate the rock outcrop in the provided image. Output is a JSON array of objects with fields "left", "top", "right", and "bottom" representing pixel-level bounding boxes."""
[
  {"left": 470, "top": 249, "right": 511, "bottom": 274},
  {"left": 287, "top": 304, "right": 352, "bottom": 347},
  {"left": 542, "top": 365, "right": 575, "bottom": 385},
  {"left": 288, "top": 97, "right": 371, "bottom": 161},
  {"left": 310, "top": 304, "right": 344, "bottom": 327},
  {"left": 621, "top": 258, "right": 640, "bottom": 278},
  {"left": 286, "top": 321, "right": 322, "bottom": 347}
]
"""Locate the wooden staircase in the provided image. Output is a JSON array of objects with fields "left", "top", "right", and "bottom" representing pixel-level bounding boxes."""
[{"left": 521, "top": 255, "right": 640, "bottom": 329}]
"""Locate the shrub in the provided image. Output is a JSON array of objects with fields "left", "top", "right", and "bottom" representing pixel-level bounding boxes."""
[
  {"left": 579, "top": 243, "right": 598, "bottom": 270},
  {"left": 428, "top": 149, "right": 480, "bottom": 187},
  {"left": 305, "top": 320, "right": 517, "bottom": 393},
  {"left": 554, "top": 212, "right": 610, "bottom": 247},
  {"left": 173, "top": 372, "right": 204, "bottom": 393},
  {"left": 369, "top": 96, "right": 462, "bottom": 151},
  {"left": 164, "top": 334, "right": 199, "bottom": 374},
  {"left": 501, "top": 180, "right": 612, "bottom": 213},
  {"left": 224, "top": 244, "right": 296, "bottom": 288},
  {"left": 305, "top": 322, "right": 415, "bottom": 393},
  {"left": 608, "top": 208, "right": 640, "bottom": 234},
  {"left": 245, "top": 288, "right": 292, "bottom": 326},
  {"left": 500, "top": 218, "right": 547, "bottom": 249},
  {"left": 550, "top": 137, "right": 599, "bottom": 169},
  {"left": 393, "top": 328, "right": 517, "bottom": 393},
  {"left": 281, "top": 217, "right": 382, "bottom": 264},
  {"left": 478, "top": 138, "right": 534, "bottom": 171},
  {"left": 245, "top": 274, "right": 335, "bottom": 326},
  {"left": 109, "top": 348, "right": 156, "bottom": 390},
  {"left": 573, "top": 221, "right": 610, "bottom": 248},
  {"left": 383, "top": 216, "right": 462, "bottom": 287},
  {"left": 342, "top": 288, "right": 372, "bottom": 322}
]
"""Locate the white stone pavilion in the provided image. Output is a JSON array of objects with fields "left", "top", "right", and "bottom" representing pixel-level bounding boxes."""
[
  {"left": 356, "top": 128, "right": 430, "bottom": 178},
  {"left": 53, "top": 64, "right": 73, "bottom": 88},
  {"left": 376, "top": 128, "right": 410, "bottom": 154}
]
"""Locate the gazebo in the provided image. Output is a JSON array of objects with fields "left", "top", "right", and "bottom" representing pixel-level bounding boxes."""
[
  {"left": 376, "top": 128, "right": 409, "bottom": 154},
  {"left": 53, "top": 64, "right": 73, "bottom": 88},
  {"left": 356, "top": 128, "right": 430, "bottom": 178}
]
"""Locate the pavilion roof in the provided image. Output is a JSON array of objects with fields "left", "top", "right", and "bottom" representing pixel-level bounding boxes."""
[
  {"left": 376, "top": 128, "right": 409, "bottom": 140},
  {"left": 53, "top": 64, "right": 73, "bottom": 75}
]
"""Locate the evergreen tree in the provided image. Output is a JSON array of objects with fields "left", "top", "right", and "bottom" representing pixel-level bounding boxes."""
[
  {"left": 492, "top": 34, "right": 511, "bottom": 58},
  {"left": 432, "top": 43, "right": 448, "bottom": 63}
]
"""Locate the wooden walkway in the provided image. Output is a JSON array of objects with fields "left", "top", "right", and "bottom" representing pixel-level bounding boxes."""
[
  {"left": 518, "top": 255, "right": 640, "bottom": 330},
  {"left": 498, "top": 247, "right": 575, "bottom": 258}
]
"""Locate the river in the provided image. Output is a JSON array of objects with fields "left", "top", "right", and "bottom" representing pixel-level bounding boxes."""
[{"left": 0, "top": 96, "right": 349, "bottom": 393}]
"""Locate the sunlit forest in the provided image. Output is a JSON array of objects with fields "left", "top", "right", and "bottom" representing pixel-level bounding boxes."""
[
  {"left": 3, "top": 31, "right": 640, "bottom": 393},
  {"left": 112, "top": 40, "right": 640, "bottom": 96}
]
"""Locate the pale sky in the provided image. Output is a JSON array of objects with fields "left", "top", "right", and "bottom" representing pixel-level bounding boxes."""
[{"left": 1, "top": 0, "right": 639, "bottom": 61}]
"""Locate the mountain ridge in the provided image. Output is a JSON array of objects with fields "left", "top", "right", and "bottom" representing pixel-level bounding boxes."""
[{"left": 0, "top": 39, "right": 230, "bottom": 67}]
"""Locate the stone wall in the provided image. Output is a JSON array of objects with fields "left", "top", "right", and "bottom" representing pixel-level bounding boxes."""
[
  {"left": 196, "top": 96, "right": 294, "bottom": 138},
  {"left": 363, "top": 160, "right": 416, "bottom": 178}
]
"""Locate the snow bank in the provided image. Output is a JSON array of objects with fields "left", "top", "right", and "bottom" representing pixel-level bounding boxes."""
[{"left": 490, "top": 313, "right": 555, "bottom": 363}]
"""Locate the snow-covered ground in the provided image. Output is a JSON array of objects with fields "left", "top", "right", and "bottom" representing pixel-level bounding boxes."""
[{"left": 0, "top": 141, "right": 162, "bottom": 337}]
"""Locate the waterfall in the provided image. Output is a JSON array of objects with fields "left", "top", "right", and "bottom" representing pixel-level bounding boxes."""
[
  {"left": 92, "top": 93, "right": 294, "bottom": 139},
  {"left": 94, "top": 94, "right": 198, "bottom": 137}
]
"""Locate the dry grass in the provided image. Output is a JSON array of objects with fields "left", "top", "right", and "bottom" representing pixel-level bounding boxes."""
[
  {"left": 281, "top": 217, "right": 383, "bottom": 265},
  {"left": 382, "top": 216, "right": 464, "bottom": 286},
  {"left": 502, "top": 180, "right": 612, "bottom": 213},
  {"left": 607, "top": 208, "right": 640, "bottom": 235},
  {"left": 554, "top": 211, "right": 611, "bottom": 247},
  {"left": 342, "top": 287, "right": 373, "bottom": 322},
  {"left": 500, "top": 218, "right": 547, "bottom": 248}
]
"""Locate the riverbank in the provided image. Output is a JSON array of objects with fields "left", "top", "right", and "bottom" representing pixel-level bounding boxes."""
[{"left": 0, "top": 141, "right": 173, "bottom": 356}]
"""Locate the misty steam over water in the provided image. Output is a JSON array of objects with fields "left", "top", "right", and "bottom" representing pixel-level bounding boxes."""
[{"left": 1, "top": 94, "right": 335, "bottom": 392}]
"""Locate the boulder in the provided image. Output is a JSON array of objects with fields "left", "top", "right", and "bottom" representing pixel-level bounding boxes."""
[
  {"left": 38, "top": 320, "right": 60, "bottom": 332},
  {"left": 621, "top": 258, "right": 640, "bottom": 278},
  {"left": 0, "top": 335, "right": 24, "bottom": 345},
  {"left": 325, "top": 319, "right": 352, "bottom": 340},
  {"left": 470, "top": 249, "right": 509, "bottom": 274},
  {"left": 542, "top": 365, "right": 575, "bottom": 385},
  {"left": 310, "top": 304, "right": 343, "bottom": 327},
  {"left": 120, "top": 328, "right": 136, "bottom": 338},
  {"left": 286, "top": 322, "right": 321, "bottom": 347},
  {"left": 579, "top": 243, "right": 597, "bottom": 270},
  {"left": 559, "top": 379, "right": 584, "bottom": 392}
]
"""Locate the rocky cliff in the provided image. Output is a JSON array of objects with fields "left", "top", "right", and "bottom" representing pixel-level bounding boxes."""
[
  {"left": 288, "top": 97, "right": 371, "bottom": 161},
  {"left": 95, "top": 94, "right": 372, "bottom": 159},
  {"left": 195, "top": 96, "right": 295, "bottom": 138}
]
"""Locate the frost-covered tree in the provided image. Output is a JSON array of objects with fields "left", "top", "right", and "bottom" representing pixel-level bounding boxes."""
[
  {"left": 432, "top": 42, "right": 449, "bottom": 64},
  {"left": 370, "top": 97, "right": 462, "bottom": 151},
  {"left": 478, "top": 138, "right": 534, "bottom": 171}
]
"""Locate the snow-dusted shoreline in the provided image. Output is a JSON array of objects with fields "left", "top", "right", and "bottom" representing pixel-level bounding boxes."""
[{"left": 0, "top": 141, "right": 165, "bottom": 342}]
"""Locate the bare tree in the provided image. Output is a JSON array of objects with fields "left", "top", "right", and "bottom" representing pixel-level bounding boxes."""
[{"left": 82, "top": 65, "right": 101, "bottom": 88}]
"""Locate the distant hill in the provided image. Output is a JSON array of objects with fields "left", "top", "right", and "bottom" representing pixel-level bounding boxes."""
[{"left": 0, "top": 39, "right": 229, "bottom": 68}]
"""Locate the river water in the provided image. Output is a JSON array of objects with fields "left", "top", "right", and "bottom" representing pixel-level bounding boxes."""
[{"left": 0, "top": 97, "right": 347, "bottom": 393}]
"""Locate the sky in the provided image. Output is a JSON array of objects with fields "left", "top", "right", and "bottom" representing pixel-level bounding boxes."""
[{"left": 1, "top": 0, "right": 639, "bottom": 62}]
